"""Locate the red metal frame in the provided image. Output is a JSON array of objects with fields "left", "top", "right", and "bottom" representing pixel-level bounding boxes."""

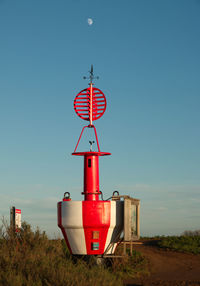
[
  {"left": 73, "top": 123, "right": 111, "bottom": 201},
  {"left": 74, "top": 87, "right": 107, "bottom": 122},
  {"left": 73, "top": 125, "right": 101, "bottom": 153}
]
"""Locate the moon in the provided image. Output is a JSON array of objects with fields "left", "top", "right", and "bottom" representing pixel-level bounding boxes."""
[{"left": 87, "top": 18, "right": 93, "bottom": 26}]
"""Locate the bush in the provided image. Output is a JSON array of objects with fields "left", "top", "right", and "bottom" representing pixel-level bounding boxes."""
[
  {"left": 182, "top": 229, "right": 200, "bottom": 236},
  {"left": 0, "top": 221, "right": 147, "bottom": 286},
  {"left": 111, "top": 250, "right": 149, "bottom": 279},
  {"left": 158, "top": 235, "right": 200, "bottom": 254}
]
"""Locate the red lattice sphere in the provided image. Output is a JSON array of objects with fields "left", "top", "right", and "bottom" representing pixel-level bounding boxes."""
[{"left": 74, "top": 87, "right": 107, "bottom": 121}]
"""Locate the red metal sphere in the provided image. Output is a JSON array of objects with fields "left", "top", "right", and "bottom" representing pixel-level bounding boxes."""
[{"left": 74, "top": 87, "right": 106, "bottom": 121}]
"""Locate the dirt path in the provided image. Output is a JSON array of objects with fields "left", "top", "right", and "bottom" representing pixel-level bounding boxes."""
[{"left": 125, "top": 242, "right": 200, "bottom": 286}]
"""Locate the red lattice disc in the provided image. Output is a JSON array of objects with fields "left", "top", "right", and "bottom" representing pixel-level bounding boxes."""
[{"left": 74, "top": 87, "right": 107, "bottom": 121}]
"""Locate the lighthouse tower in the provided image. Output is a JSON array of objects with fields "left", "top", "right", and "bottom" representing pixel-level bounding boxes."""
[{"left": 57, "top": 66, "right": 139, "bottom": 256}]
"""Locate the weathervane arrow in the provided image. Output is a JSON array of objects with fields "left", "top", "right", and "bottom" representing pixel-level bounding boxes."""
[{"left": 83, "top": 65, "right": 99, "bottom": 85}]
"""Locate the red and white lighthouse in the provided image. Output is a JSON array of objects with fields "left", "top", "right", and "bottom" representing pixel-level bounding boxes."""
[{"left": 57, "top": 66, "right": 139, "bottom": 256}]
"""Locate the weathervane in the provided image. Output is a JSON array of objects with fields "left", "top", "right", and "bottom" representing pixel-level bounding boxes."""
[
  {"left": 83, "top": 65, "right": 99, "bottom": 85},
  {"left": 73, "top": 65, "right": 107, "bottom": 153},
  {"left": 74, "top": 65, "right": 106, "bottom": 128}
]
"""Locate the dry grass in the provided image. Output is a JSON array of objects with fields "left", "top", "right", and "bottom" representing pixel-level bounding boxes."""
[{"left": 0, "top": 221, "right": 148, "bottom": 286}]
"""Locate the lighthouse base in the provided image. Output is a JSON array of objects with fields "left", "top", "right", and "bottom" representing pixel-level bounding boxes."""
[{"left": 57, "top": 200, "right": 123, "bottom": 255}]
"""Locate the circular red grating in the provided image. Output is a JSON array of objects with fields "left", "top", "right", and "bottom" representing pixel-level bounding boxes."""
[{"left": 74, "top": 87, "right": 107, "bottom": 121}]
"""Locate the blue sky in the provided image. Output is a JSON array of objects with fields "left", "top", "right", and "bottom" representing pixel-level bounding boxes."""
[{"left": 0, "top": 0, "right": 199, "bottom": 237}]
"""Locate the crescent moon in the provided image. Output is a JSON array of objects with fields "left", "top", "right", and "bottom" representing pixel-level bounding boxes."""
[{"left": 87, "top": 18, "right": 93, "bottom": 26}]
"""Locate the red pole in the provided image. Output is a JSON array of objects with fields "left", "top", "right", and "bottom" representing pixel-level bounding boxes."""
[
  {"left": 83, "top": 154, "right": 100, "bottom": 201},
  {"left": 89, "top": 83, "right": 93, "bottom": 126}
]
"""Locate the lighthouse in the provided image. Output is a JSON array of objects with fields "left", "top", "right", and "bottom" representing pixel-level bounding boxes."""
[{"left": 57, "top": 66, "right": 140, "bottom": 256}]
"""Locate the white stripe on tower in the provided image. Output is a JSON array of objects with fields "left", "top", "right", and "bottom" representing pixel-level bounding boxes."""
[
  {"left": 61, "top": 201, "right": 87, "bottom": 254},
  {"left": 104, "top": 201, "right": 116, "bottom": 253},
  {"left": 104, "top": 201, "right": 124, "bottom": 254}
]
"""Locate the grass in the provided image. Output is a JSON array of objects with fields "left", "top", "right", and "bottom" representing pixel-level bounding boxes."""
[
  {"left": 1, "top": 221, "right": 199, "bottom": 285},
  {"left": 157, "top": 235, "right": 200, "bottom": 254},
  {"left": 140, "top": 230, "right": 200, "bottom": 254},
  {"left": 0, "top": 221, "right": 148, "bottom": 286}
]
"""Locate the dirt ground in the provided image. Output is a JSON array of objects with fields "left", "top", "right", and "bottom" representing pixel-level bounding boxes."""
[{"left": 124, "top": 241, "right": 200, "bottom": 286}]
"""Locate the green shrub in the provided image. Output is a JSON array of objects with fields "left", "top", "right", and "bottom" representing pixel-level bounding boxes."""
[
  {"left": 111, "top": 250, "right": 149, "bottom": 279},
  {"left": 158, "top": 235, "right": 200, "bottom": 254},
  {"left": 0, "top": 221, "right": 147, "bottom": 286}
]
